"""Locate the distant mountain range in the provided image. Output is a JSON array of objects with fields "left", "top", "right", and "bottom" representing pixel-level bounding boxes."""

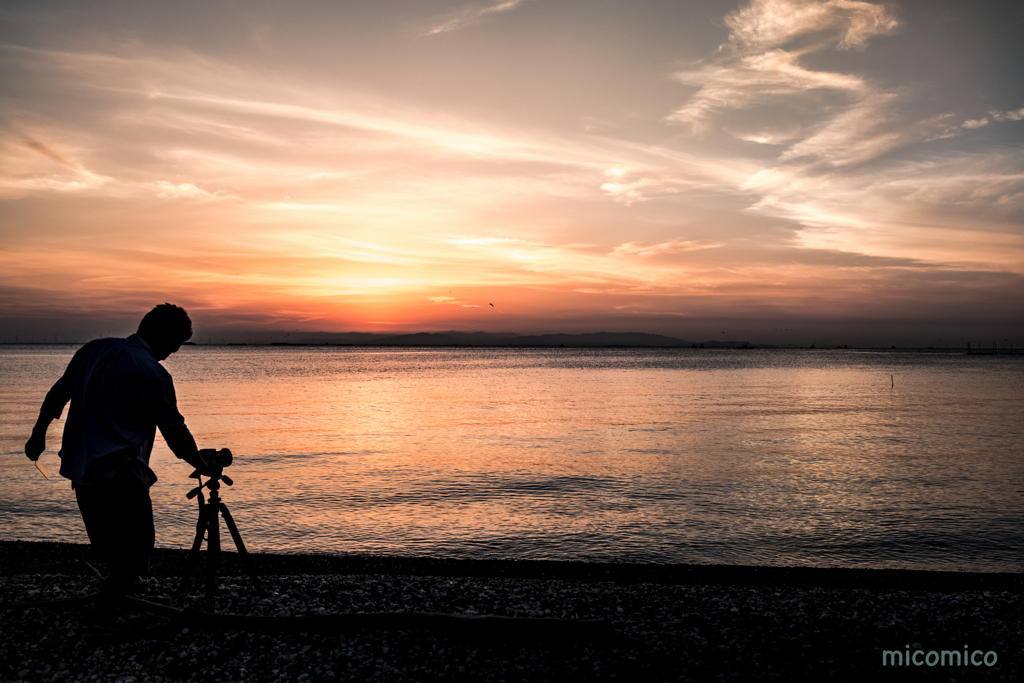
[{"left": 250, "top": 330, "right": 757, "bottom": 348}]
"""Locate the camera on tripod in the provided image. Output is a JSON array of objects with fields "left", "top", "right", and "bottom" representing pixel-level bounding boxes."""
[
  {"left": 179, "top": 446, "right": 265, "bottom": 606},
  {"left": 187, "top": 448, "right": 233, "bottom": 499},
  {"left": 189, "top": 447, "right": 232, "bottom": 477},
  {"left": 197, "top": 447, "right": 233, "bottom": 470}
]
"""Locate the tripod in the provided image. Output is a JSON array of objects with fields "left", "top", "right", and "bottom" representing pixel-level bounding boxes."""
[{"left": 178, "top": 469, "right": 265, "bottom": 610}]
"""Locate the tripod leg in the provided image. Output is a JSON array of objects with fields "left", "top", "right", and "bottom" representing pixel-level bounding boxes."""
[
  {"left": 219, "top": 502, "right": 266, "bottom": 596},
  {"left": 206, "top": 499, "right": 221, "bottom": 611},
  {"left": 177, "top": 494, "right": 208, "bottom": 598}
]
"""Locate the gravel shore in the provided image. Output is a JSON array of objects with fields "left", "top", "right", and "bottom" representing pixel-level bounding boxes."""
[{"left": 1, "top": 541, "right": 1021, "bottom": 682}]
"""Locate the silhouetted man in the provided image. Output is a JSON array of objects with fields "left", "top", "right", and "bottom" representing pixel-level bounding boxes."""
[{"left": 24, "top": 303, "right": 213, "bottom": 617}]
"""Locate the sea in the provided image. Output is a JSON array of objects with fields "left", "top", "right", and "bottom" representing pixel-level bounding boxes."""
[{"left": 1, "top": 344, "right": 1021, "bottom": 573}]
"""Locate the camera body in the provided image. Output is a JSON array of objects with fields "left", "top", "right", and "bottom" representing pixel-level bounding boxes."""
[
  {"left": 187, "top": 448, "right": 234, "bottom": 498},
  {"left": 198, "top": 447, "right": 233, "bottom": 469}
]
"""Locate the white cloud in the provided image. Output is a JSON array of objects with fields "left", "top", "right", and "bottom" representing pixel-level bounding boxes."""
[
  {"left": 669, "top": 0, "right": 900, "bottom": 160},
  {"left": 154, "top": 181, "right": 220, "bottom": 199},
  {"left": 612, "top": 239, "right": 724, "bottom": 257},
  {"left": 740, "top": 151, "right": 1024, "bottom": 271},
  {"left": 731, "top": 128, "right": 802, "bottom": 145},
  {"left": 669, "top": 47, "right": 867, "bottom": 131},
  {"left": 597, "top": 162, "right": 739, "bottom": 204},
  {"left": 776, "top": 92, "right": 901, "bottom": 165},
  {"left": 427, "top": 296, "right": 476, "bottom": 306},
  {"left": 990, "top": 107, "right": 1024, "bottom": 122},
  {"left": 662, "top": 0, "right": 1024, "bottom": 275},
  {"left": 671, "top": 1, "right": 1020, "bottom": 178},
  {"left": 423, "top": 0, "right": 530, "bottom": 36},
  {"left": 724, "top": 0, "right": 898, "bottom": 51}
]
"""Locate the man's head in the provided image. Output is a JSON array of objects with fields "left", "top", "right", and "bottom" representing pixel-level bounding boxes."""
[{"left": 137, "top": 303, "right": 193, "bottom": 360}]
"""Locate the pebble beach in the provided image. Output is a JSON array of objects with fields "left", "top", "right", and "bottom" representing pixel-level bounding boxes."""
[{"left": 1, "top": 541, "right": 1021, "bottom": 682}]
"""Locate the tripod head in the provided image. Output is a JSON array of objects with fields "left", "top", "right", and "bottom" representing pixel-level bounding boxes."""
[{"left": 186, "top": 448, "right": 234, "bottom": 500}]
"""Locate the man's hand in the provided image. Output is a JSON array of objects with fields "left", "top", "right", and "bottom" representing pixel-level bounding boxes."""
[
  {"left": 183, "top": 450, "right": 220, "bottom": 478},
  {"left": 25, "top": 415, "right": 53, "bottom": 461},
  {"left": 25, "top": 432, "right": 45, "bottom": 461}
]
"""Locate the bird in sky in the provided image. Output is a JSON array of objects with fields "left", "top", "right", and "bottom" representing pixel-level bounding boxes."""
[{"left": 489, "top": 303, "right": 494, "bottom": 307}]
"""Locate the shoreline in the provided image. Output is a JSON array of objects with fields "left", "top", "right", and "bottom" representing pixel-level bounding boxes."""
[
  {"left": 4, "top": 540, "right": 1022, "bottom": 589},
  {"left": 4, "top": 541, "right": 1022, "bottom": 591}
]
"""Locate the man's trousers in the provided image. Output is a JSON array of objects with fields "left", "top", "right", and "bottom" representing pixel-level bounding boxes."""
[{"left": 74, "top": 465, "right": 154, "bottom": 599}]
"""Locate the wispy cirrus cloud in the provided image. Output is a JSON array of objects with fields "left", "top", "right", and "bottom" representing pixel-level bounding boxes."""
[
  {"left": 961, "top": 106, "right": 1024, "bottom": 130},
  {"left": 723, "top": 0, "right": 898, "bottom": 51},
  {"left": 672, "top": 0, "right": 1022, "bottom": 170},
  {"left": 423, "top": 0, "right": 531, "bottom": 36},
  {"left": 669, "top": 47, "right": 868, "bottom": 134},
  {"left": 0, "top": 42, "right": 758, "bottom": 221},
  {"left": 741, "top": 152, "right": 1024, "bottom": 271},
  {"left": 612, "top": 239, "right": 723, "bottom": 258},
  {"left": 669, "top": 0, "right": 898, "bottom": 156},
  {"left": 427, "top": 296, "right": 480, "bottom": 307},
  {"left": 664, "top": 0, "right": 1024, "bottom": 275},
  {"left": 991, "top": 107, "right": 1024, "bottom": 122},
  {"left": 0, "top": 128, "right": 113, "bottom": 198}
]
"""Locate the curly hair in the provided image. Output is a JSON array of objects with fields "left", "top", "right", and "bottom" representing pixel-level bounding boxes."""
[{"left": 137, "top": 303, "right": 193, "bottom": 344}]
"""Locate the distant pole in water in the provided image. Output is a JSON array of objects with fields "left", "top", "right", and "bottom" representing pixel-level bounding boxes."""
[{"left": 890, "top": 374, "right": 893, "bottom": 389}]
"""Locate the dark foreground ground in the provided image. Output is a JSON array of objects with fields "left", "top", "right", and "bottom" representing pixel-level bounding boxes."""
[{"left": 1, "top": 541, "right": 1021, "bottom": 682}]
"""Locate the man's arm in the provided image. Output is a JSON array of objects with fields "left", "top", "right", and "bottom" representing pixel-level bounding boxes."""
[
  {"left": 24, "top": 344, "right": 89, "bottom": 461},
  {"left": 139, "top": 357, "right": 223, "bottom": 476},
  {"left": 149, "top": 378, "right": 222, "bottom": 477},
  {"left": 144, "top": 366, "right": 199, "bottom": 461}
]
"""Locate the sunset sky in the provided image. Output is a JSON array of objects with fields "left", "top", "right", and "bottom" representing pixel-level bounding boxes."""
[{"left": 1, "top": 0, "right": 1022, "bottom": 346}]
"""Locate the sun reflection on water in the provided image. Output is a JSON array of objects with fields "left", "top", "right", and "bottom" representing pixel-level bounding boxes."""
[{"left": 1, "top": 346, "right": 1020, "bottom": 571}]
